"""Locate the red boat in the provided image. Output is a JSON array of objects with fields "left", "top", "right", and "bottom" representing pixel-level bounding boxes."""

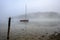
[
  {"left": 20, "top": 4, "right": 29, "bottom": 22},
  {"left": 20, "top": 20, "right": 29, "bottom": 22}
]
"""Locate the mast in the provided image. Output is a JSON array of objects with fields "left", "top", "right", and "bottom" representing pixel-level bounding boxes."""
[
  {"left": 25, "top": 3, "right": 27, "bottom": 19},
  {"left": 20, "top": 0, "right": 29, "bottom": 22},
  {"left": 25, "top": 0, "right": 28, "bottom": 20}
]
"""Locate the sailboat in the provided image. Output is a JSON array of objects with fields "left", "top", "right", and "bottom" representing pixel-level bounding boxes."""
[{"left": 20, "top": 3, "right": 29, "bottom": 22}]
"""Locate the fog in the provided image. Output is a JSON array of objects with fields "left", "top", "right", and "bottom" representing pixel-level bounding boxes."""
[
  {"left": 0, "top": 0, "right": 60, "bottom": 40},
  {"left": 0, "top": 0, "right": 60, "bottom": 19}
]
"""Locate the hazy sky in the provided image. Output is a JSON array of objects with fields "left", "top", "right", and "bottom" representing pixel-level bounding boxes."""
[{"left": 0, "top": 0, "right": 60, "bottom": 19}]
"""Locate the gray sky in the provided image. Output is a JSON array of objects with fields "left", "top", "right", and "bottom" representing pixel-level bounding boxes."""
[{"left": 0, "top": 0, "right": 60, "bottom": 19}]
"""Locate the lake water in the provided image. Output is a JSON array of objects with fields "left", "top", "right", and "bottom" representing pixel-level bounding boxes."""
[{"left": 0, "top": 19, "right": 60, "bottom": 40}]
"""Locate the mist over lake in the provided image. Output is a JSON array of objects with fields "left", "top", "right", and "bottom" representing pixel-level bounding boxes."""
[
  {"left": 0, "top": 0, "right": 60, "bottom": 40},
  {"left": 0, "top": 12, "right": 60, "bottom": 40}
]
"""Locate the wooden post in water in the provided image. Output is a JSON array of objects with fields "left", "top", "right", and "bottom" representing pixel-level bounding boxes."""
[{"left": 7, "top": 17, "right": 11, "bottom": 40}]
